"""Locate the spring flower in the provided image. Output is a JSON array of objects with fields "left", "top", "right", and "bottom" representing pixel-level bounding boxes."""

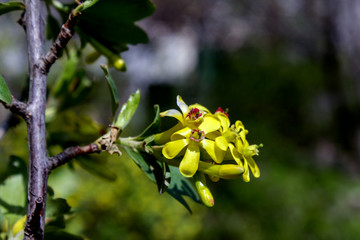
[
  {"left": 234, "top": 121, "right": 261, "bottom": 182},
  {"left": 162, "top": 115, "right": 220, "bottom": 177},
  {"left": 158, "top": 95, "right": 262, "bottom": 182},
  {"left": 160, "top": 95, "right": 213, "bottom": 129}
]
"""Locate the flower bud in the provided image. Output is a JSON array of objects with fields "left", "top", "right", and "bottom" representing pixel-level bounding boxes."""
[
  {"left": 198, "top": 162, "right": 244, "bottom": 179},
  {"left": 194, "top": 173, "right": 214, "bottom": 207}
]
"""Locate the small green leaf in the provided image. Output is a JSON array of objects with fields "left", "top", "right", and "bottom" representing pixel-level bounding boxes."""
[
  {"left": 135, "top": 105, "right": 161, "bottom": 140},
  {"left": 100, "top": 65, "right": 120, "bottom": 117},
  {"left": 0, "top": 2, "right": 25, "bottom": 15},
  {"left": 115, "top": 90, "right": 140, "bottom": 130},
  {"left": 0, "top": 75, "right": 12, "bottom": 105}
]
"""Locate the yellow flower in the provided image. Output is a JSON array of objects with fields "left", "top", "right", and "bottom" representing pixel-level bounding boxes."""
[
  {"left": 160, "top": 95, "right": 212, "bottom": 128},
  {"left": 162, "top": 115, "right": 221, "bottom": 177},
  {"left": 234, "top": 121, "right": 261, "bottom": 182}
]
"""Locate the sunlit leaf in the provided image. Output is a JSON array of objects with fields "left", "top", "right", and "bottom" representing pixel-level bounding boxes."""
[
  {"left": 0, "top": 75, "right": 12, "bottom": 105},
  {"left": 115, "top": 90, "right": 140, "bottom": 130},
  {"left": 0, "top": 2, "right": 24, "bottom": 15},
  {"left": 100, "top": 65, "right": 119, "bottom": 117}
]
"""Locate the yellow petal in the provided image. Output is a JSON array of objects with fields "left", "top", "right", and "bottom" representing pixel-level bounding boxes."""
[
  {"left": 199, "top": 139, "right": 215, "bottom": 161},
  {"left": 176, "top": 95, "right": 189, "bottom": 117},
  {"left": 179, "top": 142, "right": 200, "bottom": 177},
  {"left": 245, "top": 156, "right": 260, "bottom": 178},
  {"left": 199, "top": 115, "right": 220, "bottom": 133},
  {"left": 200, "top": 139, "right": 225, "bottom": 164},
  {"left": 217, "top": 113, "right": 230, "bottom": 132},
  {"left": 215, "top": 136, "right": 228, "bottom": 151},
  {"left": 229, "top": 144, "right": 244, "bottom": 168},
  {"left": 162, "top": 139, "right": 189, "bottom": 159},
  {"left": 235, "top": 120, "right": 245, "bottom": 132},
  {"left": 160, "top": 109, "right": 184, "bottom": 123},
  {"left": 171, "top": 127, "right": 192, "bottom": 141},
  {"left": 242, "top": 160, "right": 250, "bottom": 182},
  {"left": 189, "top": 103, "right": 210, "bottom": 113}
]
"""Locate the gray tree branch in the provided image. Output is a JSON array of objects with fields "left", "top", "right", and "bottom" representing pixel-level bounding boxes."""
[{"left": 23, "top": 0, "right": 49, "bottom": 239}]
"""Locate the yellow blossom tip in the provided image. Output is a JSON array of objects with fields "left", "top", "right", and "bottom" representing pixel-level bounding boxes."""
[{"left": 219, "top": 164, "right": 244, "bottom": 178}]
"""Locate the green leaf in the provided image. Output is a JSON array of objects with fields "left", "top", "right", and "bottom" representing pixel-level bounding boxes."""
[
  {"left": 115, "top": 90, "right": 140, "bottom": 130},
  {"left": 100, "top": 65, "right": 120, "bottom": 117},
  {"left": 77, "top": 0, "right": 156, "bottom": 46},
  {"left": 51, "top": 49, "right": 79, "bottom": 98},
  {"left": 167, "top": 166, "right": 201, "bottom": 212},
  {"left": 135, "top": 105, "right": 161, "bottom": 140},
  {"left": 0, "top": 2, "right": 25, "bottom": 15},
  {"left": 124, "top": 147, "right": 200, "bottom": 212},
  {"left": 0, "top": 175, "right": 26, "bottom": 226},
  {"left": 0, "top": 75, "right": 12, "bottom": 105},
  {"left": 75, "top": 155, "right": 117, "bottom": 182}
]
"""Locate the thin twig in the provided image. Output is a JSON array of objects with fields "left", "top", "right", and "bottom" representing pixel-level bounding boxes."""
[
  {"left": 0, "top": 97, "right": 29, "bottom": 121},
  {"left": 39, "top": 10, "right": 81, "bottom": 74},
  {"left": 48, "top": 143, "right": 101, "bottom": 171}
]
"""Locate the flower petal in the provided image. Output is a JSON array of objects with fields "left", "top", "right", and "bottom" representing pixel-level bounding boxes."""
[
  {"left": 229, "top": 144, "right": 244, "bottom": 168},
  {"left": 242, "top": 160, "right": 250, "bottom": 182},
  {"left": 160, "top": 109, "right": 184, "bottom": 123},
  {"left": 179, "top": 142, "right": 200, "bottom": 177},
  {"left": 162, "top": 139, "right": 189, "bottom": 159},
  {"left": 171, "top": 127, "right": 192, "bottom": 141},
  {"left": 200, "top": 139, "right": 216, "bottom": 161},
  {"left": 235, "top": 120, "right": 245, "bottom": 132},
  {"left": 189, "top": 103, "right": 210, "bottom": 113},
  {"left": 217, "top": 113, "right": 230, "bottom": 132},
  {"left": 245, "top": 156, "right": 260, "bottom": 178},
  {"left": 177, "top": 95, "right": 189, "bottom": 117},
  {"left": 215, "top": 136, "right": 228, "bottom": 151},
  {"left": 199, "top": 115, "right": 220, "bottom": 133}
]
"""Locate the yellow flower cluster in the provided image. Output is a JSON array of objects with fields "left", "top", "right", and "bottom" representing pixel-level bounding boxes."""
[{"left": 156, "top": 96, "right": 262, "bottom": 182}]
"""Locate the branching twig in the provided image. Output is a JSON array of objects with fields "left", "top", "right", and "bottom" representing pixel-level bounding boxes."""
[
  {"left": 0, "top": 97, "right": 29, "bottom": 121},
  {"left": 48, "top": 143, "right": 101, "bottom": 171},
  {"left": 39, "top": 10, "right": 81, "bottom": 74}
]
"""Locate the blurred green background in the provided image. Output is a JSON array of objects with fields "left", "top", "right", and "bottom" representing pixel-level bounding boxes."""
[{"left": 1, "top": 0, "right": 360, "bottom": 239}]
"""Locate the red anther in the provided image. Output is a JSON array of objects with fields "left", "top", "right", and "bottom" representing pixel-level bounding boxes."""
[
  {"left": 187, "top": 108, "right": 203, "bottom": 120},
  {"left": 215, "top": 107, "right": 229, "bottom": 117}
]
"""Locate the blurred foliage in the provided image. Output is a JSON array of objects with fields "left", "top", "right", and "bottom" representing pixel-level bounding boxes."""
[{"left": 1, "top": 0, "right": 360, "bottom": 239}]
